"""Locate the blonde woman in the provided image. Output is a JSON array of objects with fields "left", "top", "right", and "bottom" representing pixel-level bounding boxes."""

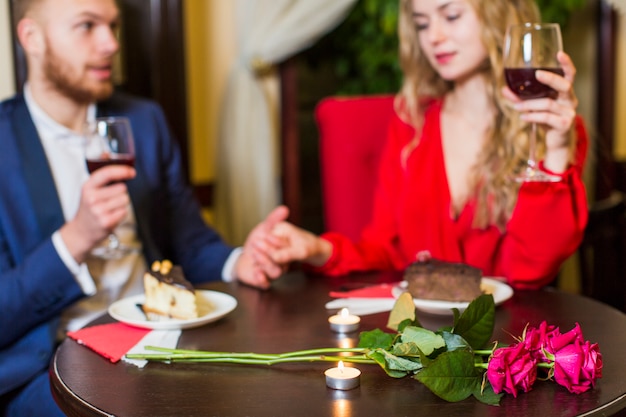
[{"left": 263, "top": 0, "right": 587, "bottom": 290}]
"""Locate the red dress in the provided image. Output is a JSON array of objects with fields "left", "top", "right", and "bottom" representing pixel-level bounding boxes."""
[{"left": 317, "top": 99, "right": 588, "bottom": 290}]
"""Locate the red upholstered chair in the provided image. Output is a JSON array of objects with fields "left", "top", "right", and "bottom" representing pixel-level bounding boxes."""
[{"left": 315, "top": 95, "right": 396, "bottom": 241}]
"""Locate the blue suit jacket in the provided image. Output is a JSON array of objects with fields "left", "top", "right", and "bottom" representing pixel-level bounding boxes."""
[{"left": 0, "top": 92, "right": 234, "bottom": 395}]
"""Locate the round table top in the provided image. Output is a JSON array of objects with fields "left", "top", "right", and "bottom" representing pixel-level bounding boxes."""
[{"left": 51, "top": 271, "right": 626, "bottom": 417}]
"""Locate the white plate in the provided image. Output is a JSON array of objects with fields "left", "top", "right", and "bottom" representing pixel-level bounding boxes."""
[
  {"left": 391, "top": 277, "right": 513, "bottom": 316},
  {"left": 108, "top": 290, "right": 237, "bottom": 330}
]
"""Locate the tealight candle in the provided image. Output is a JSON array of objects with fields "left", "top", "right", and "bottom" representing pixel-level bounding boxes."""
[
  {"left": 328, "top": 308, "right": 360, "bottom": 333},
  {"left": 325, "top": 361, "right": 361, "bottom": 390}
]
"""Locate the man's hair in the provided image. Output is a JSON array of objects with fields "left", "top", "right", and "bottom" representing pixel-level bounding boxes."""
[
  {"left": 12, "top": 0, "right": 122, "bottom": 28},
  {"left": 11, "top": 0, "right": 43, "bottom": 29}
]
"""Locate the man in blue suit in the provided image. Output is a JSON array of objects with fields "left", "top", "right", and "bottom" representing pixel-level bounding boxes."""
[{"left": 0, "top": 0, "right": 289, "bottom": 415}]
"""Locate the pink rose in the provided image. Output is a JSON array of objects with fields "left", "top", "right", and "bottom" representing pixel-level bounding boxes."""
[
  {"left": 553, "top": 339, "right": 603, "bottom": 394},
  {"left": 523, "top": 322, "right": 603, "bottom": 394},
  {"left": 487, "top": 343, "right": 538, "bottom": 397},
  {"left": 522, "top": 321, "right": 558, "bottom": 362},
  {"left": 547, "top": 323, "right": 584, "bottom": 352}
]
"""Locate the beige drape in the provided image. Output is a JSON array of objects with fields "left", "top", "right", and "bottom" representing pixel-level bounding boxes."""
[
  {"left": 607, "top": 0, "right": 626, "bottom": 14},
  {"left": 214, "top": 0, "right": 357, "bottom": 245}
]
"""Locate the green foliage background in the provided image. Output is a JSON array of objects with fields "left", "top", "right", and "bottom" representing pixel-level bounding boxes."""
[{"left": 310, "top": 0, "right": 586, "bottom": 95}]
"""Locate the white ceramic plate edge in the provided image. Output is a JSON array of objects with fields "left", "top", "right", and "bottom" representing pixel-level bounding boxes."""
[{"left": 108, "top": 290, "right": 237, "bottom": 330}]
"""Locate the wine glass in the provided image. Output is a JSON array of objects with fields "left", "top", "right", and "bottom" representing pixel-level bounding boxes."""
[
  {"left": 504, "top": 22, "right": 563, "bottom": 182},
  {"left": 83, "top": 116, "right": 137, "bottom": 259}
]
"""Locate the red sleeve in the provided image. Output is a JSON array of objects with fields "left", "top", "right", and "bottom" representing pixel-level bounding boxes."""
[{"left": 494, "top": 115, "right": 589, "bottom": 289}]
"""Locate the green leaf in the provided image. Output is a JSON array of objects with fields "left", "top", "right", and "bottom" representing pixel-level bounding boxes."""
[
  {"left": 358, "top": 328, "right": 394, "bottom": 349},
  {"left": 366, "top": 349, "right": 410, "bottom": 378},
  {"left": 400, "top": 326, "right": 445, "bottom": 356},
  {"left": 452, "top": 308, "right": 460, "bottom": 324},
  {"left": 387, "top": 292, "right": 418, "bottom": 331},
  {"left": 440, "top": 331, "right": 471, "bottom": 352},
  {"left": 535, "top": 0, "right": 585, "bottom": 27},
  {"left": 453, "top": 294, "right": 495, "bottom": 350},
  {"left": 415, "top": 350, "right": 482, "bottom": 402},
  {"left": 391, "top": 341, "right": 422, "bottom": 357},
  {"left": 380, "top": 349, "right": 422, "bottom": 372},
  {"left": 473, "top": 382, "right": 503, "bottom": 406},
  {"left": 396, "top": 318, "right": 414, "bottom": 333}
]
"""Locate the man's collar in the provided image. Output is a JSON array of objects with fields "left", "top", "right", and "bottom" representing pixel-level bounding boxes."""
[{"left": 23, "top": 83, "right": 97, "bottom": 139}]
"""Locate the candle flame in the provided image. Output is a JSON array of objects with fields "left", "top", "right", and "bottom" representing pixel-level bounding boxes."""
[
  {"left": 338, "top": 360, "right": 345, "bottom": 372},
  {"left": 339, "top": 308, "right": 350, "bottom": 317}
]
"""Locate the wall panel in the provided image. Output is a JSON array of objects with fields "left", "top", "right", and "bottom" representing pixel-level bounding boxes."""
[{"left": 0, "top": 0, "right": 15, "bottom": 100}]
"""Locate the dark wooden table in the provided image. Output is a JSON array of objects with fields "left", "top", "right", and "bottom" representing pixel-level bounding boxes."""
[{"left": 50, "top": 271, "right": 626, "bottom": 417}]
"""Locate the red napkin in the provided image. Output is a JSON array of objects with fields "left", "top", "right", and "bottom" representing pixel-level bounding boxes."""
[
  {"left": 67, "top": 322, "right": 151, "bottom": 363},
  {"left": 329, "top": 283, "right": 395, "bottom": 299}
]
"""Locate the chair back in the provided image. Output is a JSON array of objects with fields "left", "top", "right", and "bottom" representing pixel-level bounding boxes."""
[
  {"left": 315, "top": 95, "right": 395, "bottom": 241},
  {"left": 578, "top": 190, "right": 626, "bottom": 311}
]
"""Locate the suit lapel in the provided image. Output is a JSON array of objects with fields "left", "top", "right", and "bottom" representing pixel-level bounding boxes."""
[{"left": 11, "top": 98, "right": 65, "bottom": 237}]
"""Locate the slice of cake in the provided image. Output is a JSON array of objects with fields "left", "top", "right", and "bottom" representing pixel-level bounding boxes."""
[
  {"left": 404, "top": 258, "right": 482, "bottom": 302},
  {"left": 143, "top": 260, "right": 198, "bottom": 320}
]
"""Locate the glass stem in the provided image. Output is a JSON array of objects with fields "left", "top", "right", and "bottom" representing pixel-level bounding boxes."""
[
  {"left": 108, "top": 233, "right": 120, "bottom": 249},
  {"left": 527, "top": 122, "right": 538, "bottom": 170}
]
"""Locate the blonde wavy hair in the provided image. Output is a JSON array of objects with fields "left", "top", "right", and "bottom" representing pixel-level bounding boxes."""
[{"left": 396, "top": 0, "right": 558, "bottom": 230}]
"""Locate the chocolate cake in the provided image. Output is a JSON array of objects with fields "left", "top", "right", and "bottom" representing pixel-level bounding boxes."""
[
  {"left": 404, "top": 259, "right": 483, "bottom": 302},
  {"left": 143, "top": 260, "right": 198, "bottom": 320}
]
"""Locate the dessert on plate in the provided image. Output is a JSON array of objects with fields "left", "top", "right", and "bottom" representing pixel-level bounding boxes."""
[
  {"left": 142, "top": 260, "right": 199, "bottom": 320},
  {"left": 404, "top": 258, "right": 483, "bottom": 302}
]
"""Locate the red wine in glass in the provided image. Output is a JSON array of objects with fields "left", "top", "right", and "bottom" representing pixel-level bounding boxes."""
[
  {"left": 504, "top": 67, "right": 564, "bottom": 100},
  {"left": 503, "top": 23, "right": 563, "bottom": 182},
  {"left": 83, "top": 117, "right": 137, "bottom": 259},
  {"left": 86, "top": 155, "right": 136, "bottom": 173}
]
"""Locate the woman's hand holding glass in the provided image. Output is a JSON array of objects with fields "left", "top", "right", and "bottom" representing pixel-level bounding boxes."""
[
  {"left": 503, "top": 50, "right": 578, "bottom": 175},
  {"left": 503, "top": 23, "right": 578, "bottom": 181}
]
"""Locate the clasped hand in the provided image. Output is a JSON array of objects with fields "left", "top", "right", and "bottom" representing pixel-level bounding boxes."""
[{"left": 243, "top": 205, "right": 330, "bottom": 288}]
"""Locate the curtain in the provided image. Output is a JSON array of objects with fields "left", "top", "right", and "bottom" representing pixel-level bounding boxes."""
[
  {"left": 215, "top": 0, "right": 357, "bottom": 245},
  {"left": 606, "top": 0, "right": 626, "bottom": 14}
]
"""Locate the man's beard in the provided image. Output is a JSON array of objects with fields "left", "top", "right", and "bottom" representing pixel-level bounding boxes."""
[{"left": 43, "top": 46, "right": 114, "bottom": 104}]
